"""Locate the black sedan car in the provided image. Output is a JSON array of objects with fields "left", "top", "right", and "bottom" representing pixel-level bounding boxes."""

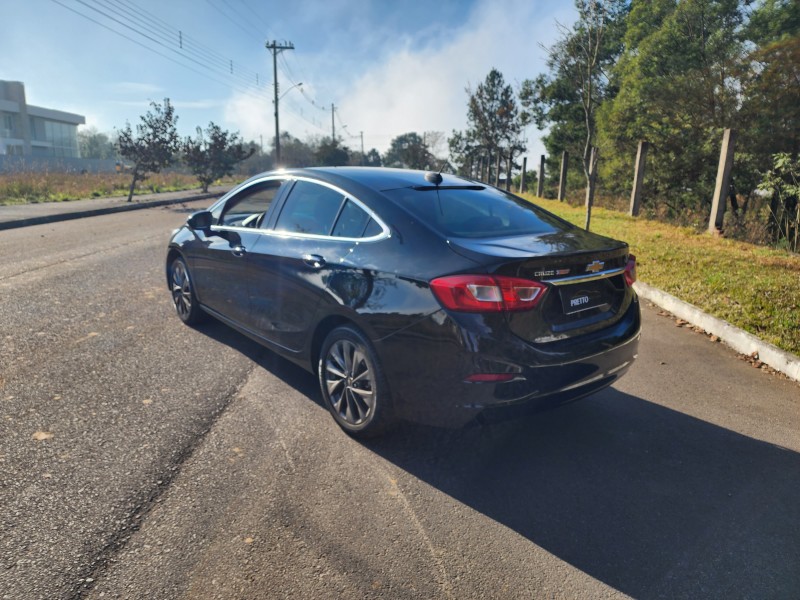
[{"left": 167, "top": 167, "right": 640, "bottom": 436}]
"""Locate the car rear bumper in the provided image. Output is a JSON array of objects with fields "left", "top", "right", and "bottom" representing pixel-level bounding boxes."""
[{"left": 376, "top": 295, "right": 641, "bottom": 428}]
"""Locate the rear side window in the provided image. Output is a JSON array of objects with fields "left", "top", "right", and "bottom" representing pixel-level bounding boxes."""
[
  {"left": 332, "top": 199, "right": 371, "bottom": 238},
  {"left": 275, "top": 180, "right": 344, "bottom": 235},
  {"left": 384, "top": 186, "right": 564, "bottom": 239}
]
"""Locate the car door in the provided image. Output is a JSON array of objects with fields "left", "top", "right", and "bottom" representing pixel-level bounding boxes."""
[
  {"left": 246, "top": 178, "right": 375, "bottom": 353},
  {"left": 190, "top": 178, "right": 287, "bottom": 327}
]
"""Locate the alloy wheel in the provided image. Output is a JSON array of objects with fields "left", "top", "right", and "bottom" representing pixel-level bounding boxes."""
[
  {"left": 171, "top": 259, "right": 192, "bottom": 320},
  {"left": 324, "top": 339, "right": 376, "bottom": 426}
]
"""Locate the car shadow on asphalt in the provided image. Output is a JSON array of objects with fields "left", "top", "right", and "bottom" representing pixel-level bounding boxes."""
[
  {"left": 366, "top": 391, "right": 800, "bottom": 598},
  {"left": 191, "top": 318, "right": 323, "bottom": 402},
  {"left": 190, "top": 319, "right": 800, "bottom": 598}
]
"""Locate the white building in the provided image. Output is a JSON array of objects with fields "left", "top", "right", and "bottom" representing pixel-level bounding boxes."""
[{"left": 0, "top": 80, "right": 85, "bottom": 158}]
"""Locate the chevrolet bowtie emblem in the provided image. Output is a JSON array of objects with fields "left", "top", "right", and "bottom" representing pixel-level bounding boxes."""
[{"left": 586, "top": 260, "right": 605, "bottom": 273}]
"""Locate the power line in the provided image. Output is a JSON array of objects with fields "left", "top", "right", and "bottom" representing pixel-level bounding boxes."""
[
  {"left": 204, "top": 0, "right": 263, "bottom": 43},
  {"left": 51, "top": 0, "right": 269, "bottom": 102},
  {"left": 218, "top": 0, "right": 265, "bottom": 39},
  {"left": 238, "top": 0, "right": 274, "bottom": 38},
  {"left": 108, "top": 0, "right": 261, "bottom": 81},
  {"left": 94, "top": 0, "right": 265, "bottom": 91}
]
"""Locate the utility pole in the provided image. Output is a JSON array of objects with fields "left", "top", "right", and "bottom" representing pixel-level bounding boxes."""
[
  {"left": 265, "top": 40, "right": 294, "bottom": 165},
  {"left": 360, "top": 131, "right": 364, "bottom": 165},
  {"left": 331, "top": 103, "right": 335, "bottom": 142}
]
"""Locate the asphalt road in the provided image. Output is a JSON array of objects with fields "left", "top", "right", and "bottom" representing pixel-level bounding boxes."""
[{"left": 1, "top": 202, "right": 798, "bottom": 599}]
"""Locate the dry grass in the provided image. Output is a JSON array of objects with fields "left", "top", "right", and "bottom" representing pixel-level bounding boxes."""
[
  {"left": 524, "top": 194, "right": 800, "bottom": 356},
  {"left": 0, "top": 172, "right": 204, "bottom": 205}
]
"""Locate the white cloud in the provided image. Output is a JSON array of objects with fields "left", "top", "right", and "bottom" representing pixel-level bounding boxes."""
[
  {"left": 222, "top": 0, "right": 575, "bottom": 158},
  {"left": 223, "top": 93, "right": 274, "bottom": 142},
  {"left": 336, "top": 0, "right": 574, "bottom": 155}
]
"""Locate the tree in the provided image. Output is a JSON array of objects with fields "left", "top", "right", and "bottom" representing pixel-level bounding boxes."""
[
  {"left": 448, "top": 129, "right": 481, "bottom": 177},
  {"left": 363, "top": 148, "right": 382, "bottom": 167},
  {"left": 735, "top": 0, "right": 800, "bottom": 193},
  {"left": 464, "top": 69, "right": 525, "bottom": 183},
  {"left": 596, "top": 0, "right": 745, "bottom": 211},
  {"left": 183, "top": 123, "right": 253, "bottom": 192},
  {"left": 117, "top": 99, "right": 180, "bottom": 202},
  {"left": 277, "top": 132, "right": 315, "bottom": 168},
  {"left": 383, "top": 132, "right": 432, "bottom": 169},
  {"left": 758, "top": 153, "right": 800, "bottom": 251},
  {"left": 314, "top": 137, "right": 350, "bottom": 166},
  {"left": 745, "top": 0, "right": 800, "bottom": 46},
  {"left": 521, "top": 1, "right": 628, "bottom": 189},
  {"left": 77, "top": 127, "right": 116, "bottom": 159}
]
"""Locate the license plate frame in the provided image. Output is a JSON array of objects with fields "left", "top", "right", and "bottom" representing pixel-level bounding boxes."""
[{"left": 559, "top": 286, "right": 608, "bottom": 315}]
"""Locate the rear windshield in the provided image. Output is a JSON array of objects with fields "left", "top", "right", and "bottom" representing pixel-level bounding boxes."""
[{"left": 382, "top": 186, "right": 567, "bottom": 239}]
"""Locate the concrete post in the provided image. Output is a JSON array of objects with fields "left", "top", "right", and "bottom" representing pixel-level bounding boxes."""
[
  {"left": 629, "top": 141, "right": 649, "bottom": 216},
  {"left": 537, "top": 154, "right": 545, "bottom": 197},
  {"left": 709, "top": 129, "right": 736, "bottom": 234},
  {"left": 558, "top": 151, "right": 569, "bottom": 201},
  {"left": 584, "top": 146, "right": 598, "bottom": 231},
  {"left": 505, "top": 150, "right": 513, "bottom": 191},
  {"left": 519, "top": 156, "right": 527, "bottom": 193}
]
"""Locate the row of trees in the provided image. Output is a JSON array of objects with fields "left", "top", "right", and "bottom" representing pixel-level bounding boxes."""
[
  {"left": 85, "top": 99, "right": 451, "bottom": 202},
  {"left": 517, "top": 0, "right": 798, "bottom": 247},
  {"left": 114, "top": 99, "right": 252, "bottom": 201}
]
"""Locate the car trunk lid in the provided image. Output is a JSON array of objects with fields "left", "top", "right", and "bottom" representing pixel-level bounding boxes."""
[{"left": 447, "top": 231, "right": 633, "bottom": 343}]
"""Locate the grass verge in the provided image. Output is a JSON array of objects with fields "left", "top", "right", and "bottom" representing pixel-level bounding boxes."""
[
  {"left": 0, "top": 172, "right": 238, "bottom": 205},
  {"left": 524, "top": 194, "right": 800, "bottom": 357}
]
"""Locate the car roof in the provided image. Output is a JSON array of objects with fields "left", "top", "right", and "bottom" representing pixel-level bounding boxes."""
[{"left": 253, "top": 166, "right": 475, "bottom": 193}]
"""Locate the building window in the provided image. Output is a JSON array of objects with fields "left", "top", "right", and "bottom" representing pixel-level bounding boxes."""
[
  {"left": 1, "top": 113, "right": 14, "bottom": 138},
  {"left": 43, "top": 120, "right": 80, "bottom": 158}
]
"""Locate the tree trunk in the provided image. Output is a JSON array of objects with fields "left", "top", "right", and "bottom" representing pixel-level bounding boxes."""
[{"left": 127, "top": 167, "right": 139, "bottom": 203}]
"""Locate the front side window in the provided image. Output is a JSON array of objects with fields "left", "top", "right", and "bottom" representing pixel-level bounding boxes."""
[{"left": 218, "top": 180, "right": 284, "bottom": 227}]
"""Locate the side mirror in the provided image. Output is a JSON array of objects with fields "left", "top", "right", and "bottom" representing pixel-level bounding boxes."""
[{"left": 187, "top": 210, "right": 213, "bottom": 230}]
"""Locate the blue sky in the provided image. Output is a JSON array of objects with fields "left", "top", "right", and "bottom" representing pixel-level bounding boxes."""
[{"left": 2, "top": 0, "right": 577, "bottom": 158}]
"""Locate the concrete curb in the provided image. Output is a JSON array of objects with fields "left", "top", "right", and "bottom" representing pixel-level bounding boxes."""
[
  {"left": 634, "top": 280, "right": 800, "bottom": 383},
  {"left": 0, "top": 192, "right": 218, "bottom": 231}
]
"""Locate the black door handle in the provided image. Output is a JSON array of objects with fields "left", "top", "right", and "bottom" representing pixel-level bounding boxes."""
[{"left": 303, "top": 254, "right": 326, "bottom": 269}]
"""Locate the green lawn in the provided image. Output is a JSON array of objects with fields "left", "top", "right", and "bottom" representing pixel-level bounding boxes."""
[{"left": 524, "top": 194, "right": 800, "bottom": 356}]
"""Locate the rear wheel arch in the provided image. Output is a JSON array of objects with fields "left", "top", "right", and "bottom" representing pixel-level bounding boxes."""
[
  {"left": 165, "top": 248, "right": 182, "bottom": 286},
  {"left": 310, "top": 315, "right": 354, "bottom": 371}
]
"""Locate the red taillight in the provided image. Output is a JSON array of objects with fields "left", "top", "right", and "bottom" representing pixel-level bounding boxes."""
[
  {"left": 624, "top": 254, "right": 637, "bottom": 286},
  {"left": 430, "top": 275, "right": 547, "bottom": 312}
]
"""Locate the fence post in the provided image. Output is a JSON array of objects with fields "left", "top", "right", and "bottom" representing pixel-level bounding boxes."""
[
  {"left": 537, "top": 154, "right": 545, "bottom": 197},
  {"left": 709, "top": 128, "right": 736, "bottom": 234},
  {"left": 584, "top": 146, "right": 598, "bottom": 231},
  {"left": 558, "top": 151, "right": 568, "bottom": 201},
  {"left": 629, "top": 141, "right": 649, "bottom": 216},
  {"left": 519, "top": 156, "right": 527, "bottom": 193},
  {"left": 505, "top": 150, "right": 512, "bottom": 191}
]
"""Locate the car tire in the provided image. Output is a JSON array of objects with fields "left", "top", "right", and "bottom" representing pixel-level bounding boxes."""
[
  {"left": 319, "top": 325, "right": 393, "bottom": 437},
  {"left": 169, "top": 256, "right": 205, "bottom": 325}
]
